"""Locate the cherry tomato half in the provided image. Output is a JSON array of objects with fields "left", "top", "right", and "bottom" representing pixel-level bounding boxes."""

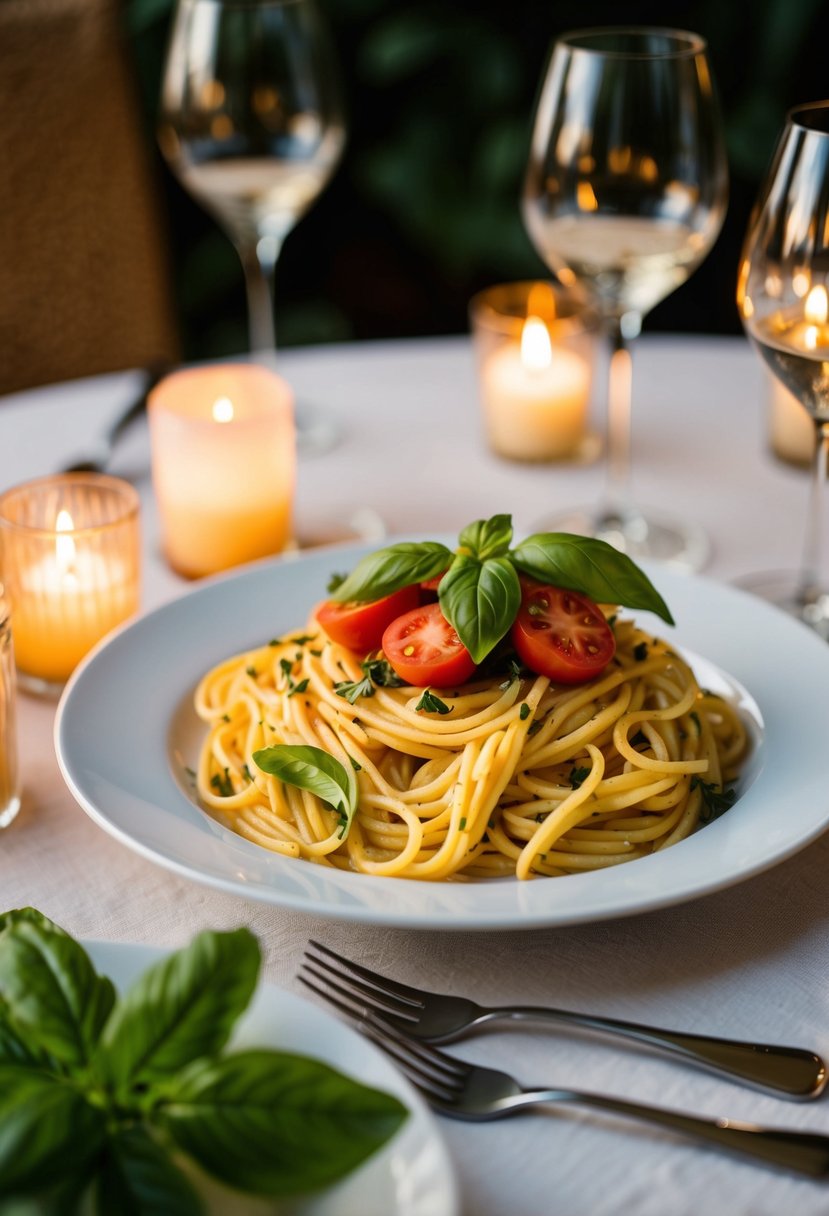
[
  {"left": 382, "top": 602, "right": 477, "bottom": 687},
  {"left": 511, "top": 580, "right": 615, "bottom": 684},
  {"left": 316, "top": 584, "right": 419, "bottom": 653}
]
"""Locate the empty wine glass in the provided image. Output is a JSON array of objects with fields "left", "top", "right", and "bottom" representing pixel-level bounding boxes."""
[
  {"left": 159, "top": 0, "right": 345, "bottom": 453},
  {"left": 523, "top": 27, "right": 728, "bottom": 569},
  {"left": 737, "top": 101, "right": 829, "bottom": 637}
]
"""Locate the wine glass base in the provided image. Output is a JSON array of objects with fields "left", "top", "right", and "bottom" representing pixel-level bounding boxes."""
[
  {"left": 294, "top": 399, "right": 343, "bottom": 457},
  {"left": 530, "top": 504, "right": 710, "bottom": 573},
  {"left": 732, "top": 570, "right": 829, "bottom": 639}
]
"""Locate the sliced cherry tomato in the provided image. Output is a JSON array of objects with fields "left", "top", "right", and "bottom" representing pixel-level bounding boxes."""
[
  {"left": 316, "top": 585, "right": 419, "bottom": 652},
  {"left": 382, "top": 602, "right": 477, "bottom": 687},
  {"left": 511, "top": 580, "right": 615, "bottom": 684},
  {"left": 420, "top": 571, "right": 447, "bottom": 594}
]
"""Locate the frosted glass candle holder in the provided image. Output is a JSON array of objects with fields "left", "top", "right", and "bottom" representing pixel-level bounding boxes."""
[
  {"left": 470, "top": 281, "right": 598, "bottom": 461},
  {"left": 0, "top": 474, "right": 141, "bottom": 695},
  {"left": 148, "top": 364, "right": 296, "bottom": 578}
]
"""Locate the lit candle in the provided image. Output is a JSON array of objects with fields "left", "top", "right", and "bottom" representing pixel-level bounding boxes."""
[
  {"left": 480, "top": 314, "right": 592, "bottom": 460},
  {"left": 0, "top": 474, "right": 141, "bottom": 691},
  {"left": 148, "top": 364, "right": 295, "bottom": 578},
  {"left": 755, "top": 285, "right": 829, "bottom": 466}
]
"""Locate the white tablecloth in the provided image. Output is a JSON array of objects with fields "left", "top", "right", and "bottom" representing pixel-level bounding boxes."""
[{"left": 2, "top": 334, "right": 829, "bottom": 1216}]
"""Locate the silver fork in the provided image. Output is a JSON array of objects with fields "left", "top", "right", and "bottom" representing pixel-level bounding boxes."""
[
  {"left": 302, "top": 941, "right": 826, "bottom": 1101},
  {"left": 300, "top": 970, "right": 829, "bottom": 1180}
]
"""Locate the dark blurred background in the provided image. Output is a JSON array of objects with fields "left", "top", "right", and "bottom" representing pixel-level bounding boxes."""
[{"left": 4, "top": 0, "right": 828, "bottom": 393}]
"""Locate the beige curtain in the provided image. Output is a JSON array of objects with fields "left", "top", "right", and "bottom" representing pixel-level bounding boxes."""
[{"left": 0, "top": 0, "right": 180, "bottom": 395}]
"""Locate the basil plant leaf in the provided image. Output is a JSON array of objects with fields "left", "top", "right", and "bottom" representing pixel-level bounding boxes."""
[
  {"left": 94, "top": 1126, "right": 203, "bottom": 1216},
  {"left": 254, "top": 745, "right": 358, "bottom": 839},
  {"left": 330, "top": 541, "right": 451, "bottom": 603},
  {"left": 0, "top": 1066, "right": 106, "bottom": 1198},
  {"left": 458, "top": 513, "right": 513, "bottom": 560},
  {"left": 439, "top": 554, "right": 521, "bottom": 664},
  {"left": 0, "top": 909, "right": 116, "bottom": 1071},
  {"left": 512, "top": 533, "right": 675, "bottom": 626},
  {"left": 95, "top": 928, "right": 260, "bottom": 1092},
  {"left": 156, "top": 1050, "right": 408, "bottom": 1198}
]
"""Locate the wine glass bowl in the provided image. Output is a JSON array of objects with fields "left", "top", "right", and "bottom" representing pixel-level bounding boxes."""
[
  {"left": 737, "top": 101, "right": 829, "bottom": 636},
  {"left": 523, "top": 27, "right": 728, "bottom": 568},
  {"left": 158, "top": 0, "right": 345, "bottom": 449}
]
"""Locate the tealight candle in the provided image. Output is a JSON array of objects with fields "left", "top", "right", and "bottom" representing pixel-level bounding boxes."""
[
  {"left": 756, "top": 285, "right": 828, "bottom": 466},
  {"left": 148, "top": 364, "right": 295, "bottom": 578},
  {"left": 470, "top": 282, "right": 596, "bottom": 461},
  {"left": 0, "top": 475, "right": 141, "bottom": 693},
  {"left": 0, "top": 592, "right": 20, "bottom": 826}
]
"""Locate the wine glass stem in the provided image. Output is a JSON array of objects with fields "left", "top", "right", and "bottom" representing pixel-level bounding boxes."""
[
  {"left": 604, "top": 323, "right": 634, "bottom": 522},
  {"left": 798, "top": 420, "right": 829, "bottom": 608},
  {"left": 241, "top": 239, "right": 280, "bottom": 356}
]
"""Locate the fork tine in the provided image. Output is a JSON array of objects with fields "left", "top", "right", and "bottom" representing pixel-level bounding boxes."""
[
  {"left": 306, "top": 940, "right": 426, "bottom": 1009},
  {"left": 300, "top": 962, "right": 465, "bottom": 1079},
  {"left": 302, "top": 955, "right": 420, "bottom": 1025}
]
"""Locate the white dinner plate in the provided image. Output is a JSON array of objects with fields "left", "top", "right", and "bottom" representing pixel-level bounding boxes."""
[
  {"left": 56, "top": 541, "right": 829, "bottom": 929},
  {"left": 84, "top": 939, "right": 458, "bottom": 1216}
]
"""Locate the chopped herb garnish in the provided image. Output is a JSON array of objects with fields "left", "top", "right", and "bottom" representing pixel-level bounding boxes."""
[
  {"left": 362, "top": 657, "right": 405, "bottom": 687},
  {"left": 633, "top": 641, "right": 649, "bottom": 662},
  {"left": 290, "top": 634, "right": 317, "bottom": 646},
  {"left": 691, "top": 776, "right": 737, "bottom": 823},
  {"left": 335, "top": 674, "right": 374, "bottom": 704},
  {"left": 288, "top": 678, "right": 309, "bottom": 698},
  {"left": 268, "top": 637, "right": 281, "bottom": 647},
  {"left": 210, "top": 768, "right": 234, "bottom": 797},
  {"left": 222, "top": 713, "right": 231, "bottom": 724},
  {"left": 415, "top": 689, "right": 452, "bottom": 714},
  {"left": 327, "top": 572, "right": 346, "bottom": 593},
  {"left": 519, "top": 703, "right": 531, "bottom": 721},
  {"left": 279, "top": 658, "right": 294, "bottom": 678},
  {"left": 242, "top": 764, "right": 253, "bottom": 782},
  {"left": 527, "top": 720, "right": 543, "bottom": 737},
  {"left": 569, "top": 765, "right": 590, "bottom": 789},
  {"left": 690, "top": 710, "right": 701, "bottom": 736},
  {"left": 348, "top": 755, "right": 362, "bottom": 771},
  {"left": 310, "top": 648, "right": 323, "bottom": 657},
  {"left": 459, "top": 817, "right": 467, "bottom": 830},
  {"left": 246, "top": 666, "right": 257, "bottom": 678}
]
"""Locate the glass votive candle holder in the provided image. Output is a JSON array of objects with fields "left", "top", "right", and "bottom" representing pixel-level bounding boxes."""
[
  {"left": 0, "top": 590, "right": 21, "bottom": 827},
  {"left": 148, "top": 363, "right": 296, "bottom": 578},
  {"left": 470, "top": 281, "right": 598, "bottom": 461},
  {"left": 0, "top": 474, "right": 141, "bottom": 695}
]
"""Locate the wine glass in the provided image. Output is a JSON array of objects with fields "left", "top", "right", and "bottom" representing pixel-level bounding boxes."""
[
  {"left": 737, "top": 101, "right": 829, "bottom": 637},
  {"left": 523, "top": 27, "right": 728, "bottom": 569},
  {"left": 158, "top": 0, "right": 345, "bottom": 453}
]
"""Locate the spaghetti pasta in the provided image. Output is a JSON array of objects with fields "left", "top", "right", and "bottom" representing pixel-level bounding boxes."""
[{"left": 194, "top": 614, "right": 747, "bottom": 881}]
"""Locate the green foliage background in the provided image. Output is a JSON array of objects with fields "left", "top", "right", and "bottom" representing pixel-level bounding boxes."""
[{"left": 125, "top": 0, "right": 829, "bottom": 360}]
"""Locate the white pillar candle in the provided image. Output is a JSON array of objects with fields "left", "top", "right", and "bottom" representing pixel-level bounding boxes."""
[
  {"left": 480, "top": 316, "right": 591, "bottom": 460},
  {"left": 148, "top": 364, "right": 295, "bottom": 578}
]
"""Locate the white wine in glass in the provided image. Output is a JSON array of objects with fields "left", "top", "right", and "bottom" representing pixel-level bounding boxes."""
[
  {"left": 523, "top": 27, "right": 728, "bottom": 569},
  {"left": 159, "top": 0, "right": 345, "bottom": 452},
  {"left": 738, "top": 101, "right": 829, "bottom": 636}
]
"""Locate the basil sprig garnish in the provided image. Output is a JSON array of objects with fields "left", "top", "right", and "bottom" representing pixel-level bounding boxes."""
[
  {"left": 254, "top": 745, "right": 358, "bottom": 839},
  {"left": 0, "top": 909, "right": 406, "bottom": 1212},
  {"left": 330, "top": 514, "right": 673, "bottom": 665}
]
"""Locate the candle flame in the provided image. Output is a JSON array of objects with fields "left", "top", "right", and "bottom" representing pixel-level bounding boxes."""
[
  {"left": 55, "top": 509, "right": 76, "bottom": 574},
  {"left": 520, "top": 316, "right": 552, "bottom": 371},
  {"left": 803, "top": 286, "right": 828, "bottom": 351},
  {"left": 805, "top": 285, "right": 828, "bottom": 325},
  {"left": 212, "top": 396, "right": 234, "bottom": 423}
]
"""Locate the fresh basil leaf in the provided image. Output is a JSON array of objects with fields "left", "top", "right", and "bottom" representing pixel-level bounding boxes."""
[
  {"left": 0, "top": 911, "right": 116, "bottom": 1071},
  {"left": 0, "top": 1066, "right": 105, "bottom": 1197},
  {"left": 511, "top": 533, "right": 675, "bottom": 625},
  {"left": 458, "top": 513, "right": 513, "bottom": 560},
  {"left": 0, "top": 1014, "right": 42, "bottom": 1067},
  {"left": 439, "top": 554, "right": 521, "bottom": 664},
  {"left": 254, "top": 745, "right": 358, "bottom": 839},
  {"left": 330, "top": 542, "right": 451, "bottom": 603},
  {"left": 156, "top": 1050, "right": 407, "bottom": 1198},
  {"left": 94, "top": 1126, "right": 203, "bottom": 1216},
  {"left": 94, "top": 929, "right": 260, "bottom": 1092}
]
